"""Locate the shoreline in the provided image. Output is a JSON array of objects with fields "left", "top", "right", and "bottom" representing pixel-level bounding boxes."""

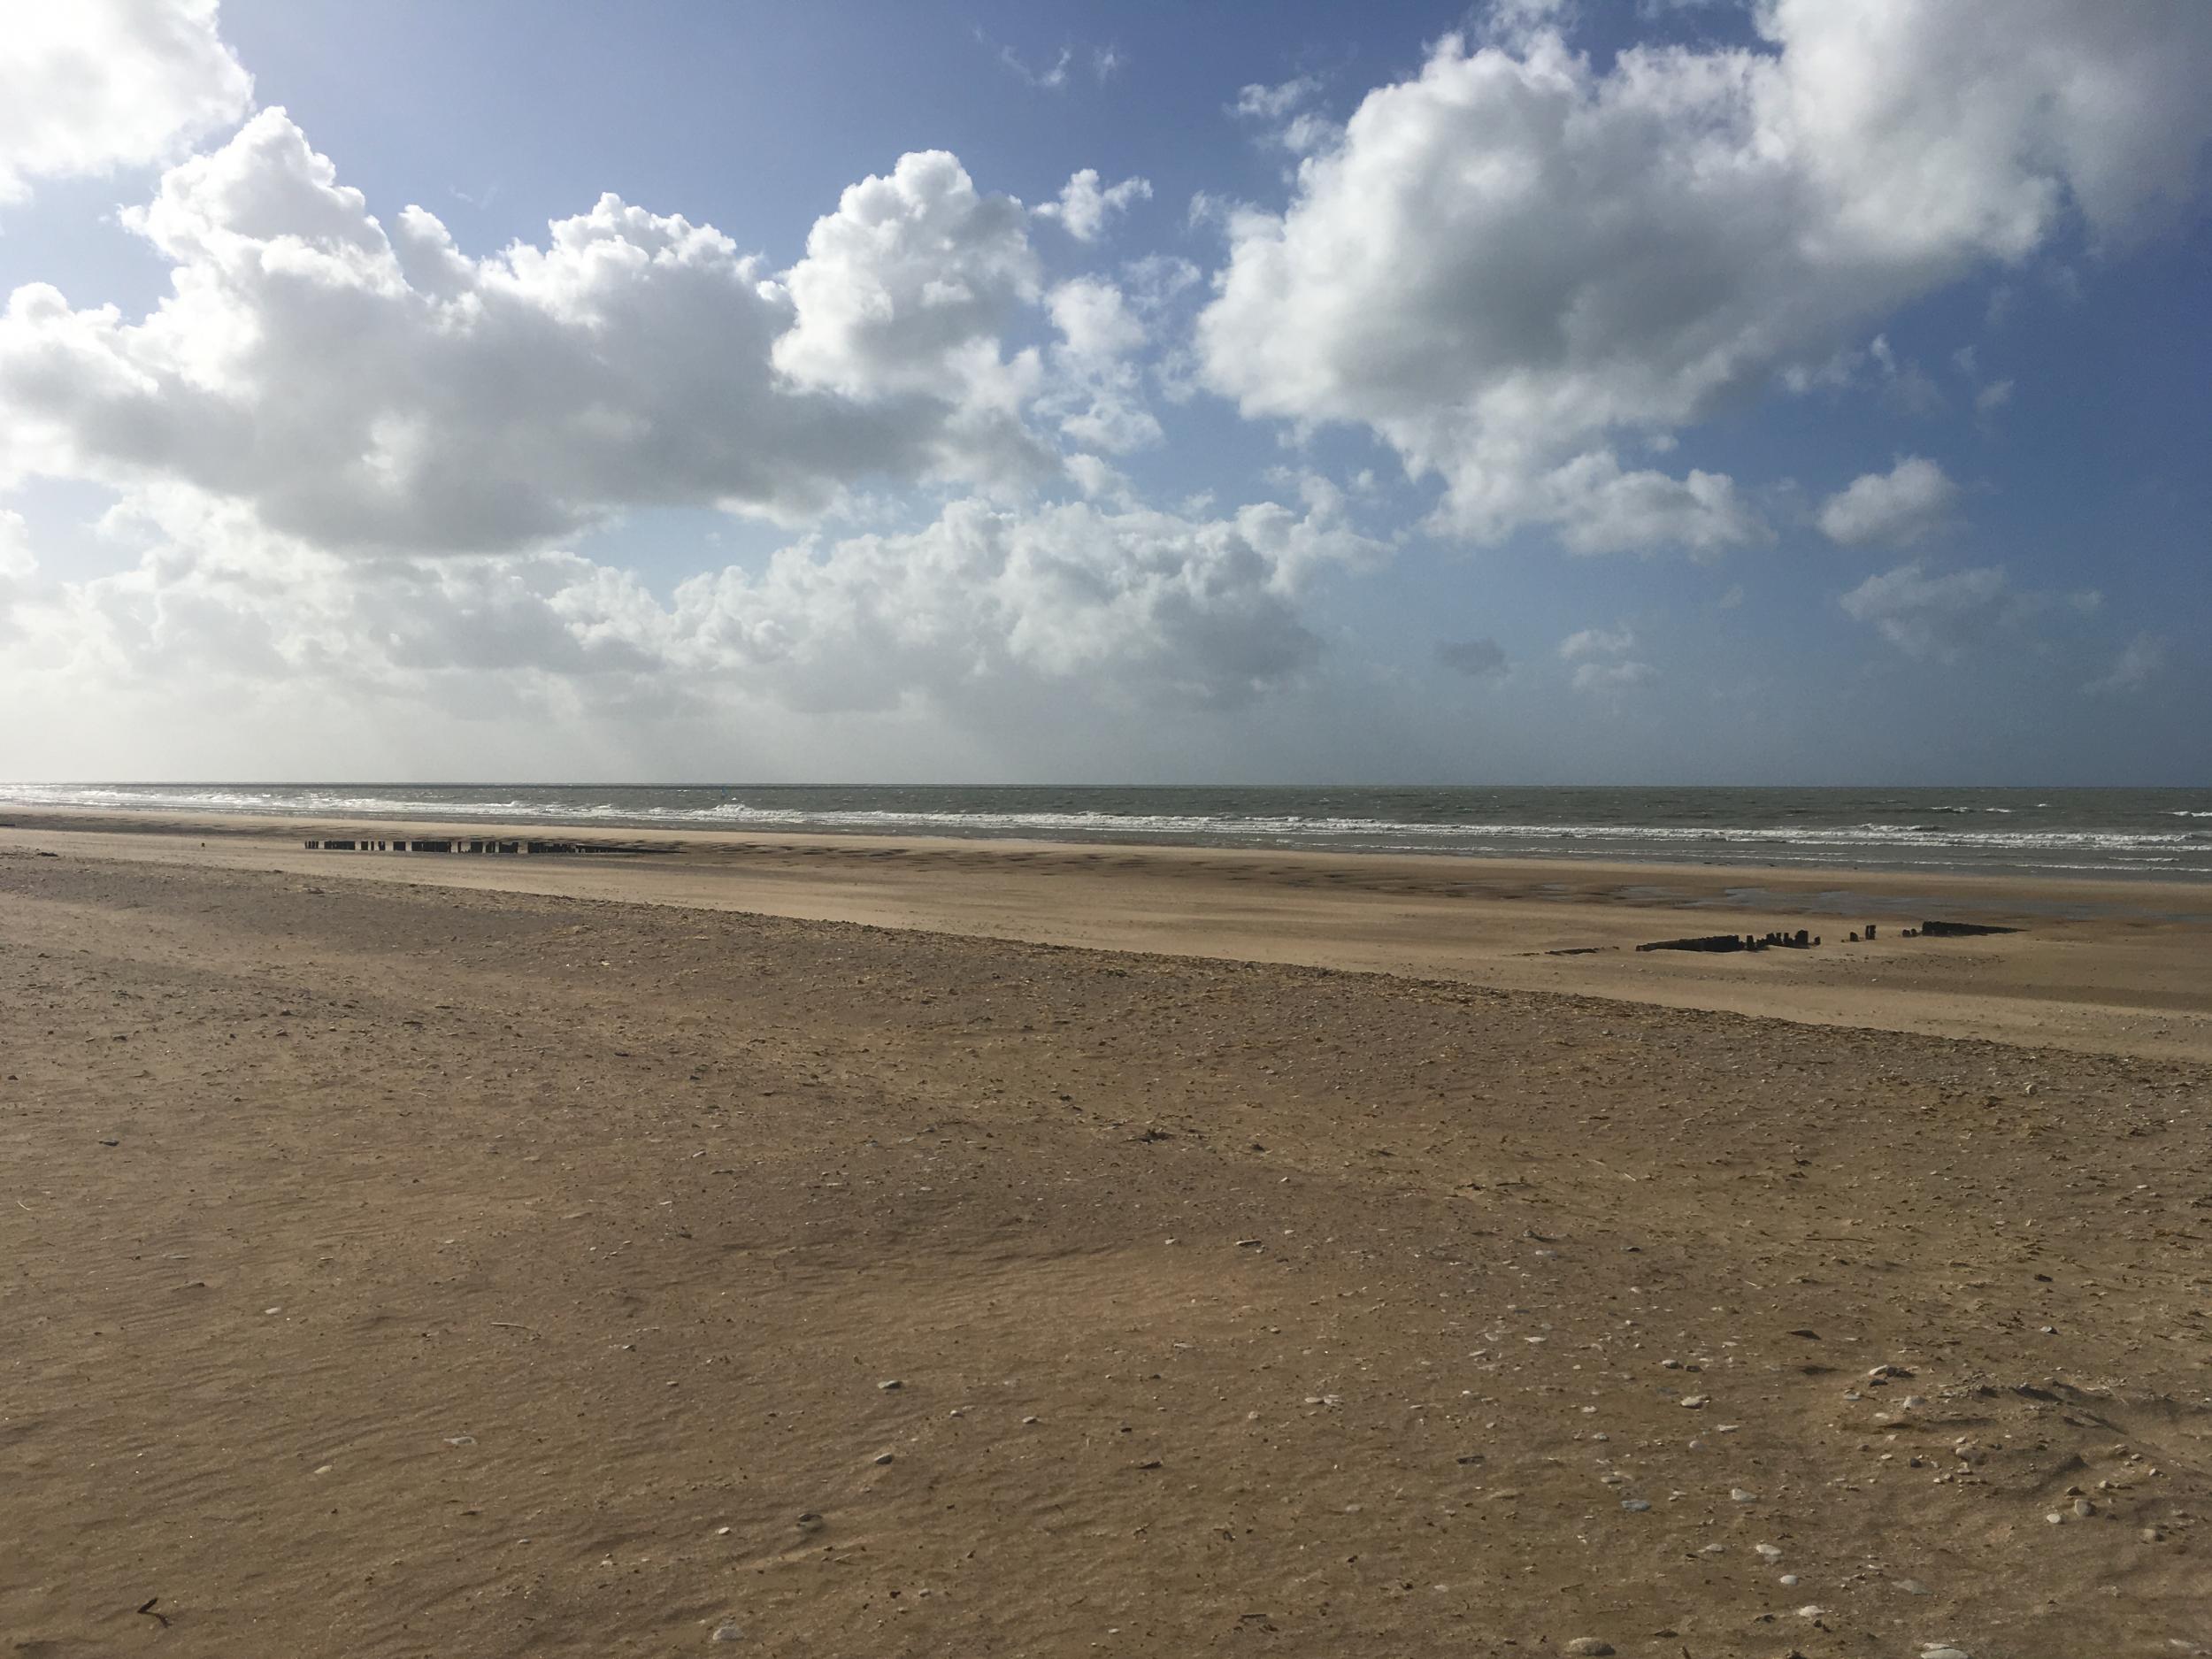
[
  {"left": 7, "top": 799, "right": 2211, "bottom": 904},
  {"left": 3, "top": 795, "right": 2204, "bottom": 886},
  {"left": 5, "top": 805, "right": 2208, "bottom": 1062}
]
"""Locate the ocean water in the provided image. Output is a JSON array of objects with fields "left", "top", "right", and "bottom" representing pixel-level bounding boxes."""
[{"left": 5, "top": 781, "right": 2210, "bottom": 880}]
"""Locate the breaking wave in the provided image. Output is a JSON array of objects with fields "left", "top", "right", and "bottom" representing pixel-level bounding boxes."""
[{"left": 5, "top": 782, "right": 2208, "bottom": 880}]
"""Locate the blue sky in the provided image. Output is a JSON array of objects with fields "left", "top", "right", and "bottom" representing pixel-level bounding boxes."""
[{"left": 0, "top": 0, "right": 2206, "bottom": 783}]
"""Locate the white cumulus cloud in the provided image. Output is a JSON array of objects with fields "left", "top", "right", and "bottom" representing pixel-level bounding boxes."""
[
  {"left": 1559, "top": 625, "right": 1636, "bottom": 662},
  {"left": 0, "top": 117, "right": 1057, "bottom": 554},
  {"left": 775, "top": 150, "right": 1041, "bottom": 405},
  {"left": 1197, "top": 3, "right": 2212, "bottom": 549},
  {"left": 1559, "top": 624, "right": 1652, "bottom": 692},
  {"left": 1838, "top": 562, "right": 2009, "bottom": 658},
  {"left": 1040, "top": 276, "right": 1162, "bottom": 454},
  {"left": 0, "top": 508, "right": 41, "bottom": 641},
  {"left": 1035, "top": 169, "right": 1151, "bottom": 242},
  {"left": 1232, "top": 76, "right": 1339, "bottom": 154},
  {"left": 0, "top": 482, "right": 1384, "bottom": 720},
  {"left": 0, "top": 0, "right": 252, "bottom": 205},
  {"left": 1816, "top": 457, "right": 1962, "bottom": 547}
]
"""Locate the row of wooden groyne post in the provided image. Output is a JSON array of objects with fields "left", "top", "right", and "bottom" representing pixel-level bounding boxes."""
[
  {"left": 1635, "top": 918, "right": 2016, "bottom": 954},
  {"left": 1638, "top": 928, "right": 1823, "bottom": 954},
  {"left": 306, "top": 836, "right": 580, "bottom": 856}
]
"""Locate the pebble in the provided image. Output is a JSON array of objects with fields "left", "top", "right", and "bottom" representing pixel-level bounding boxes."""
[
  {"left": 1022, "top": 1415, "right": 1040, "bottom": 1425},
  {"left": 1755, "top": 1543, "right": 1783, "bottom": 1562},
  {"left": 443, "top": 1434, "right": 476, "bottom": 1447},
  {"left": 1796, "top": 1604, "right": 1824, "bottom": 1618},
  {"left": 710, "top": 1622, "right": 745, "bottom": 1643},
  {"left": 1920, "top": 1648, "right": 1973, "bottom": 1659},
  {"left": 879, "top": 1379, "right": 902, "bottom": 1392},
  {"left": 2072, "top": 1498, "right": 2094, "bottom": 1517},
  {"left": 872, "top": 1453, "right": 895, "bottom": 1465},
  {"left": 1620, "top": 1499, "right": 1651, "bottom": 1512},
  {"left": 795, "top": 1512, "right": 825, "bottom": 1534},
  {"left": 1679, "top": 1395, "right": 1708, "bottom": 1409},
  {"left": 2045, "top": 1511, "right": 2064, "bottom": 1525},
  {"left": 2141, "top": 1526, "right": 2165, "bottom": 1543},
  {"left": 1730, "top": 1487, "right": 1757, "bottom": 1503},
  {"left": 1779, "top": 1573, "right": 1800, "bottom": 1586},
  {"left": 1564, "top": 1641, "right": 1614, "bottom": 1657}
]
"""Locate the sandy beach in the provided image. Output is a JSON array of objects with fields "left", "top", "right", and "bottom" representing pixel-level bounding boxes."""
[
  {"left": 4, "top": 818, "right": 2208, "bottom": 1656},
  {"left": 6, "top": 806, "right": 2209, "bottom": 1063}
]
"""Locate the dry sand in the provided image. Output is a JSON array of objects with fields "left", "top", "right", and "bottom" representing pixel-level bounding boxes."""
[{"left": 3, "top": 819, "right": 2209, "bottom": 1656}]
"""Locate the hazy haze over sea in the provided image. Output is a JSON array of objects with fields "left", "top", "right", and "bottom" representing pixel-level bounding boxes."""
[{"left": 4, "top": 784, "right": 2208, "bottom": 881}]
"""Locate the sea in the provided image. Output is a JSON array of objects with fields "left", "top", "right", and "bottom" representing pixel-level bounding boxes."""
[{"left": 4, "top": 782, "right": 2209, "bottom": 881}]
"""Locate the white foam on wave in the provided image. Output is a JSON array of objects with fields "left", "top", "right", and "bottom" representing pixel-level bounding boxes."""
[
  {"left": 0, "top": 783, "right": 628, "bottom": 822},
  {"left": 4, "top": 782, "right": 2206, "bottom": 873}
]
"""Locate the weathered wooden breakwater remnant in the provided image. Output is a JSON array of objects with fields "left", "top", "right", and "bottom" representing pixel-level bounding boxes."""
[
  {"left": 1638, "top": 928, "right": 1819, "bottom": 954},
  {"left": 303, "top": 837, "right": 649, "bottom": 856},
  {"left": 1640, "top": 918, "right": 2016, "bottom": 954},
  {"left": 1637, "top": 933, "right": 1754, "bottom": 954}
]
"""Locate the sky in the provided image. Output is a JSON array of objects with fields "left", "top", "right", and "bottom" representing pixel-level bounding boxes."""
[{"left": 0, "top": 0, "right": 2207, "bottom": 786}]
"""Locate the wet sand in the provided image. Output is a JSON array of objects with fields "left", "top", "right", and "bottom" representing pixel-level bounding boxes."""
[
  {"left": 2, "top": 822, "right": 2208, "bottom": 1656},
  {"left": 5, "top": 807, "right": 2209, "bottom": 1063}
]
